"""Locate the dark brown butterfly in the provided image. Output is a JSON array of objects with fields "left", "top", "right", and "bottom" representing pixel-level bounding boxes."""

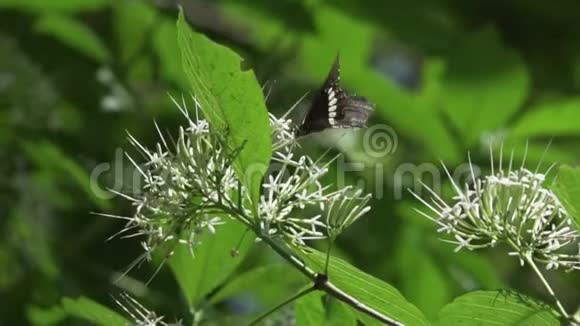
[{"left": 296, "top": 55, "right": 374, "bottom": 136}]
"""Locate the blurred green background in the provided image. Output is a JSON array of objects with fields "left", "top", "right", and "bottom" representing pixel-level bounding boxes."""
[{"left": 1, "top": 0, "right": 579, "bottom": 324}]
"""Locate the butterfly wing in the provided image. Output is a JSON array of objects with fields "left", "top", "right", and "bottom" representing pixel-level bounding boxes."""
[
  {"left": 297, "top": 56, "right": 342, "bottom": 135},
  {"left": 331, "top": 95, "right": 374, "bottom": 128},
  {"left": 297, "top": 55, "right": 374, "bottom": 136}
]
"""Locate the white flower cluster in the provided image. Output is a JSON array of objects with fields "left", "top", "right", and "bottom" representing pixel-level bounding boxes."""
[
  {"left": 106, "top": 97, "right": 236, "bottom": 260},
  {"left": 113, "top": 292, "right": 182, "bottom": 326},
  {"left": 106, "top": 95, "right": 372, "bottom": 260},
  {"left": 412, "top": 154, "right": 580, "bottom": 271},
  {"left": 258, "top": 113, "right": 372, "bottom": 245}
]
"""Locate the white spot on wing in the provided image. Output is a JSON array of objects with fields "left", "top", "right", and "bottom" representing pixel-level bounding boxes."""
[
  {"left": 329, "top": 105, "right": 336, "bottom": 112},
  {"left": 329, "top": 112, "right": 336, "bottom": 118},
  {"left": 329, "top": 117, "right": 336, "bottom": 125},
  {"left": 329, "top": 98, "right": 337, "bottom": 106}
]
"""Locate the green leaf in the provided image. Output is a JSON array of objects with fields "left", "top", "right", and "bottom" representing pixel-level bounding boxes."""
[
  {"left": 398, "top": 201, "right": 503, "bottom": 294},
  {"left": 0, "top": 0, "right": 108, "bottom": 12},
  {"left": 296, "top": 292, "right": 326, "bottom": 326},
  {"left": 441, "top": 26, "right": 529, "bottom": 145},
  {"left": 27, "top": 304, "right": 66, "bottom": 325},
  {"left": 394, "top": 224, "right": 451, "bottom": 320},
  {"left": 436, "top": 291, "right": 559, "bottom": 325},
  {"left": 154, "top": 19, "right": 187, "bottom": 88},
  {"left": 176, "top": 10, "right": 272, "bottom": 209},
  {"left": 324, "top": 296, "right": 358, "bottom": 325},
  {"left": 169, "top": 219, "right": 255, "bottom": 306},
  {"left": 438, "top": 249, "right": 504, "bottom": 290},
  {"left": 511, "top": 98, "right": 580, "bottom": 138},
  {"left": 296, "top": 292, "right": 357, "bottom": 326},
  {"left": 34, "top": 14, "right": 111, "bottom": 63},
  {"left": 552, "top": 165, "right": 580, "bottom": 230},
  {"left": 296, "top": 248, "right": 430, "bottom": 326},
  {"left": 61, "top": 297, "right": 129, "bottom": 326},
  {"left": 210, "top": 264, "right": 306, "bottom": 305},
  {"left": 112, "top": 0, "right": 158, "bottom": 63}
]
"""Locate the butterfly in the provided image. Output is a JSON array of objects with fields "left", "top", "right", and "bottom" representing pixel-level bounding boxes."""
[{"left": 296, "top": 55, "right": 375, "bottom": 136}]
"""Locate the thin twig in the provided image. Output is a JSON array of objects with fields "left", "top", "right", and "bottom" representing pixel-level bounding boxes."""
[
  {"left": 524, "top": 253, "right": 569, "bottom": 319},
  {"left": 507, "top": 239, "right": 569, "bottom": 319},
  {"left": 248, "top": 286, "right": 316, "bottom": 326}
]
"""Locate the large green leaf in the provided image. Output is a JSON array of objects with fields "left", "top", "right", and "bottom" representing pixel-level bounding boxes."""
[
  {"left": 297, "top": 248, "right": 430, "bottom": 326},
  {"left": 176, "top": 10, "right": 272, "bottom": 209},
  {"left": 295, "top": 291, "right": 357, "bottom": 325},
  {"left": 441, "top": 27, "right": 529, "bottom": 146},
  {"left": 61, "top": 297, "right": 129, "bottom": 326},
  {"left": 511, "top": 98, "right": 580, "bottom": 138},
  {"left": 34, "top": 14, "right": 111, "bottom": 63},
  {"left": 169, "top": 219, "right": 255, "bottom": 306},
  {"left": 552, "top": 165, "right": 580, "bottom": 230},
  {"left": 436, "top": 291, "right": 559, "bottom": 325}
]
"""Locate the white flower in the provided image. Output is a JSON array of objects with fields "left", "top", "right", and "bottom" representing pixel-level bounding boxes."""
[
  {"left": 113, "top": 292, "right": 182, "bottom": 326},
  {"left": 411, "top": 148, "right": 580, "bottom": 271},
  {"left": 103, "top": 95, "right": 238, "bottom": 261},
  {"left": 325, "top": 187, "right": 372, "bottom": 239}
]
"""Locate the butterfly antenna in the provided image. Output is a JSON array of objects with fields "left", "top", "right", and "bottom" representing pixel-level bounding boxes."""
[
  {"left": 521, "top": 139, "right": 529, "bottom": 169},
  {"left": 535, "top": 137, "right": 553, "bottom": 174},
  {"left": 145, "top": 252, "right": 170, "bottom": 286},
  {"left": 114, "top": 251, "right": 150, "bottom": 284},
  {"left": 262, "top": 80, "right": 276, "bottom": 102},
  {"left": 282, "top": 91, "right": 310, "bottom": 120}
]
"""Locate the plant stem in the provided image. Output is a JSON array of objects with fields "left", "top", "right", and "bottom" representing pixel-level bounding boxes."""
[
  {"left": 506, "top": 239, "right": 569, "bottom": 319},
  {"left": 318, "top": 277, "right": 404, "bottom": 326},
  {"left": 253, "top": 231, "right": 403, "bottom": 325},
  {"left": 524, "top": 253, "right": 569, "bottom": 319},
  {"left": 222, "top": 203, "right": 404, "bottom": 325},
  {"left": 324, "top": 236, "right": 334, "bottom": 275},
  {"left": 248, "top": 286, "right": 316, "bottom": 326}
]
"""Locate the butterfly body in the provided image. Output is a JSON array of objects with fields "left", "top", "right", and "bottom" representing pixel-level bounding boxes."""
[{"left": 296, "top": 56, "right": 374, "bottom": 136}]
